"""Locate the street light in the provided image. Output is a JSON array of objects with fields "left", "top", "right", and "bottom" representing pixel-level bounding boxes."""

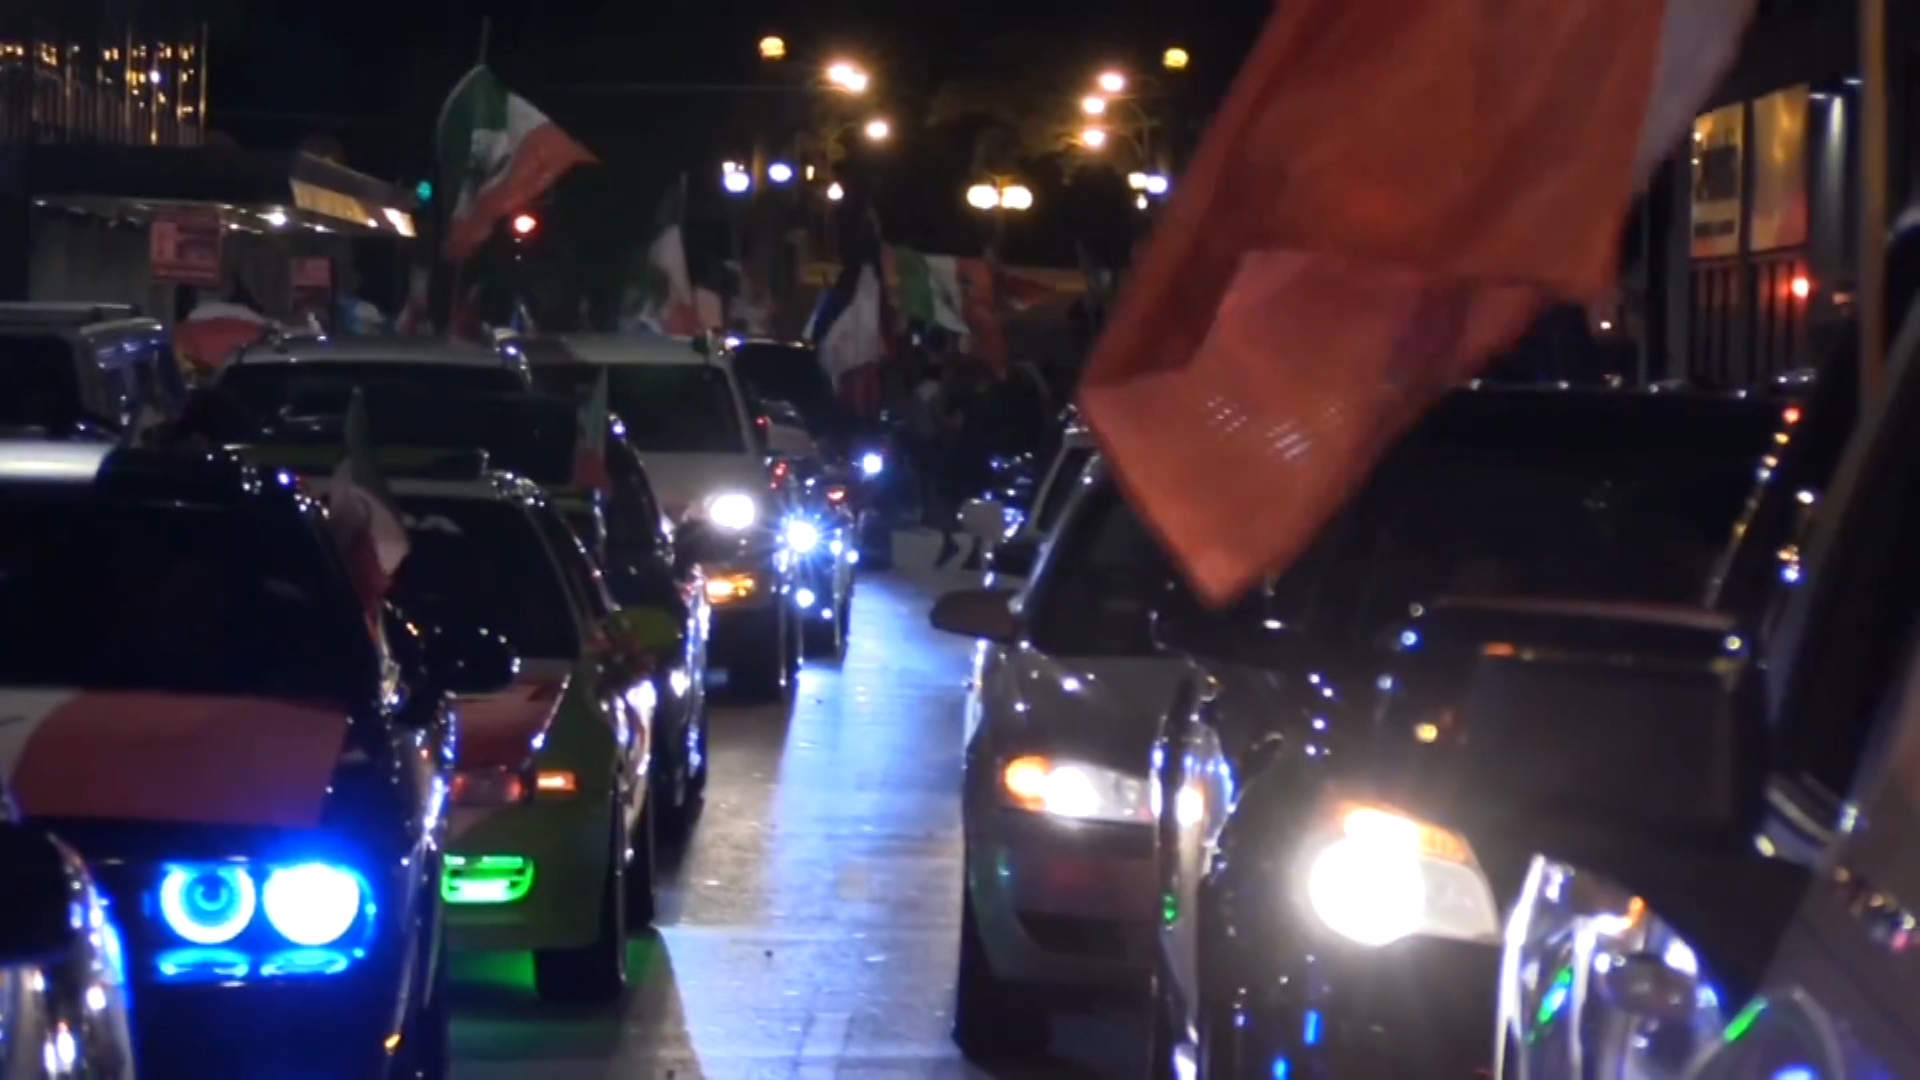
[
  {"left": 864, "top": 117, "right": 891, "bottom": 141},
  {"left": 1144, "top": 174, "right": 1170, "bottom": 195},
  {"left": 967, "top": 184, "right": 1001, "bottom": 210},
  {"left": 1081, "top": 95, "right": 1107, "bottom": 116},
  {"left": 1097, "top": 70, "right": 1126, "bottom": 94},
  {"left": 759, "top": 35, "right": 787, "bottom": 60},
  {"left": 511, "top": 212, "right": 538, "bottom": 235},
  {"left": 1000, "top": 185, "right": 1034, "bottom": 211},
  {"left": 826, "top": 182, "right": 845, "bottom": 202},
  {"left": 826, "top": 61, "right": 869, "bottom": 94},
  {"left": 967, "top": 182, "right": 1032, "bottom": 212},
  {"left": 1079, "top": 127, "right": 1108, "bottom": 150},
  {"left": 1127, "top": 171, "right": 1149, "bottom": 190},
  {"left": 768, "top": 161, "right": 795, "bottom": 184},
  {"left": 723, "top": 170, "right": 751, "bottom": 195},
  {"left": 1135, "top": 194, "right": 1149, "bottom": 210},
  {"left": 1163, "top": 46, "right": 1190, "bottom": 71}
]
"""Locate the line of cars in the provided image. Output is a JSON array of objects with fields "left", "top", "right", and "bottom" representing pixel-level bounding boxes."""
[
  {"left": 926, "top": 372, "right": 1912, "bottom": 1076},
  {"left": 0, "top": 315, "right": 864, "bottom": 1078}
]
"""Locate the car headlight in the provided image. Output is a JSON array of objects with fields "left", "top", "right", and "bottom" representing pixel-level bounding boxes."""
[
  {"left": 262, "top": 863, "right": 364, "bottom": 947},
  {"left": 1000, "top": 755, "right": 1150, "bottom": 823},
  {"left": 860, "top": 452, "right": 884, "bottom": 477},
  {"left": 159, "top": 865, "right": 258, "bottom": 945},
  {"left": 785, "top": 518, "right": 821, "bottom": 553},
  {"left": 1299, "top": 803, "right": 1500, "bottom": 948},
  {"left": 706, "top": 492, "right": 758, "bottom": 531}
]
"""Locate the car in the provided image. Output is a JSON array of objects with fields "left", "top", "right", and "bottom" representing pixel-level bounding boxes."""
[
  {"left": 0, "top": 811, "right": 137, "bottom": 1079},
  {"left": 959, "top": 423, "right": 1097, "bottom": 580},
  {"left": 0, "top": 441, "right": 509, "bottom": 1078},
  {"left": 526, "top": 333, "right": 799, "bottom": 702},
  {"left": 929, "top": 454, "right": 1190, "bottom": 1061},
  {"left": 370, "top": 470, "right": 666, "bottom": 1003},
  {"left": 1133, "top": 386, "right": 1793, "bottom": 1079},
  {"left": 235, "top": 386, "right": 714, "bottom": 844},
  {"left": 780, "top": 455, "right": 859, "bottom": 659},
  {"left": 728, "top": 337, "right": 857, "bottom": 460},
  {"left": 1370, "top": 340, "right": 1920, "bottom": 1079},
  {"left": 213, "top": 336, "right": 531, "bottom": 427},
  {"left": 0, "top": 302, "right": 185, "bottom": 439}
]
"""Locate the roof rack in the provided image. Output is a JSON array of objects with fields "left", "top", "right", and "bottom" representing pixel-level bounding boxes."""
[{"left": 0, "top": 302, "right": 146, "bottom": 326}]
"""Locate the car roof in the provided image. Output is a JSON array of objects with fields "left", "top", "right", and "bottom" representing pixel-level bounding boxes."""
[
  {"left": 529, "top": 333, "right": 723, "bottom": 369},
  {"left": 231, "top": 337, "right": 511, "bottom": 368},
  {"left": 385, "top": 473, "right": 545, "bottom": 505},
  {"left": 0, "top": 442, "right": 310, "bottom": 510}
]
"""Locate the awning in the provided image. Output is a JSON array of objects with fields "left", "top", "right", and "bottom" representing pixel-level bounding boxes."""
[{"left": 15, "top": 146, "right": 418, "bottom": 239}]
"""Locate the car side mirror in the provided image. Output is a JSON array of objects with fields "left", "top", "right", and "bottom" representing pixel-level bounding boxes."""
[
  {"left": 1378, "top": 597, "right": 1766, "bottom": 871},
  {"left": 986, "top": 539, "right": 1038, "bottom": 578},
  {"left": 957, "top": 498, "right": 1010, "bottom": 541},
  {"left": 423, "top": 624, "right": 520, "bottom": 696},
  {"left": 930, "top": 587, "right": 1021, "bottom": 643},
  {"left": 0, "top": 824, "right": 84, "bottom": 964}
]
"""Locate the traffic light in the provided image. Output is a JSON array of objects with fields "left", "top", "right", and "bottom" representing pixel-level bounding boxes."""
[{"left": 414, "top": 179, "right": 433, "bottom": 203}]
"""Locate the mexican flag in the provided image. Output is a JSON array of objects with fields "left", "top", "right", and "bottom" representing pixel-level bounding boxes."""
[
  {"left": 437, "top": 65, "right": 596, "bottom": 261},
  {"left": 639, "top": 177, "right": 703, "bottom": 336}
]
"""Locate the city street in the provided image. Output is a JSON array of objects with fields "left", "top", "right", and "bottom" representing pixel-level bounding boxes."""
[{"left": 451, "top": 532, "right": 1142, "bottom": 1080}]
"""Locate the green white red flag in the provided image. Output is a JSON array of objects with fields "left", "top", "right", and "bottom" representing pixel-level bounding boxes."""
[
  {"left": 1078, "top": 0, "right": 1755, "bottom": 606},
  {"left": 437, "top": 65, "right": 596, "bottom": 261},
  {"left": 571, "top": 367, "right": 611, "bottom": 493},
  {"left": 639, "top": 177, "right": 704, "bottom": 336}
]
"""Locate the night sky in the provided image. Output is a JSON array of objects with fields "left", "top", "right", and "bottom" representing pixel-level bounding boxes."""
[{"left": 205, "top": 0, "right": 1272, "bottom": 278}]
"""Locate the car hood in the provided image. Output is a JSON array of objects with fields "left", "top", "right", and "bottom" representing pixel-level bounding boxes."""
[
  {"left": 454, "top": 661, "right": 574, "bottom": 771},
  {"left": 983, "top": 650, "right": 1189, "bottom": 776},
  {"left": 0, "top": 688, "right": 351, "bottom": 829},
  {"left": 638, "top": 453, "right": 767, "bottom": 517}
]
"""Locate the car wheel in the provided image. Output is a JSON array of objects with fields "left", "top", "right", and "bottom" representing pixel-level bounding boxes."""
[
  {"left": 397, "top": 915, "right": 449, "bottom": 1080},
  {"left": 952, "top": 889, "right": 1051, "bottom": 1062},
  {"left": 533, "top": 815, "right": 628, "bottom": 1004},
  {"left": 802, "top": 597, "right": 845, "bottom": 660}
]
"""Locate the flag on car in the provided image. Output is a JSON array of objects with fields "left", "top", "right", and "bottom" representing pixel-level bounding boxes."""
[
  {"left": 1077, "top": 0, "right": 1756, "bottom": 606},
  {"left": 437, "top": 65, "right": 596, "bottom": 261},
  {"left": 572, "top": 367, "right": 611, "bottom": 494},
  {"left": 326, "top": 389, "right": 411, "bottom": 625},
  {"left": 174, "top": 300, "right": 272, "bottom": 379},
  {"left": 638, "top": 176, "right": 704, "bottom": 336}
]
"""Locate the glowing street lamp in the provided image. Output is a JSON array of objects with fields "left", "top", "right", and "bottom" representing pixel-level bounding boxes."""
[
  {"left": 1081, "top": 95, "right": 1107, "bottom": 116},
  {"left": 1135, "top": 194, "right": 1149, "bottom": 211},
  {"left": 826, "top": 182, "right": 845, "bottom": 202},
  {"left": 864, "top": 117, "right": 891, "bottom": 142},
  {"left": 826, "top": 61, "right": 869, "bottom": 94},
  {"left": 722, "top": 170, "right": 751, "bottom": 195},
  {"left": 511, "top": 212, "right": 538, "bottom": 235},
  {"left": 967, "top": 184, "right": 1001, "bottom": 210},
  {"left": 759, "top": 35, "right": 787, "bottom": 60},
  {"left": 1079, "top": 127, "right": 1108, "bottom": 150},
  {"left": 968, "top": 183, "right": 1032, "bottom": 212},
  {"left": 1096, "top": 70, "right": 1126, "bottom": 94},
  {"left": 1000, "top": 185, "right": 1034, "bottom": 211},
  {"left": 1162, "top": 46, "right": 1190, "bottom": 71},
  {"left": 1144, "top": 174, "right": 1170, "bottom": 195},
  {"left": 768, "top": 161, "right": 795, "bottom": 184},
  {"left": 1127, "top": 171, "right": 1148, "bottom": 190}
]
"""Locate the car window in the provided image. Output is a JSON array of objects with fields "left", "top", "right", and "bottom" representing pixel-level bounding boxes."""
[
  {"left": 251, "top": 387, "right": 579, "bottom": 485},
  {"left": 0, "top": 335, "right": 84, "bottom": 425},
  {"left": 388, "top": 498, "right": 582, "bottom": 660},
  {"left": 218, "top": 362, "right": 527, "bottom": 421},
  {"left": 532, "top": 503, "right": 614, "bottom": 623},
  {"left": 0, "top": 501, "right": 375, "bottom": 702},
  {"left": 1034, "top": 446, "right": 1095, "bottom": 534},
  {"left": 1026, "top": 483, "right": 1192, "bottom": 657},
  {"left": 532, "top": 362, "right": 746, "bottom": 454}
]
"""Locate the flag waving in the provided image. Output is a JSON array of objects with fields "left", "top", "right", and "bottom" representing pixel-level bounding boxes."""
[
  {"left": 572, "top": 367, "right": 611, "bottom": 493},
  {"left": 1078, "top": 0, "right": 1755, "bottom": 606},
  {"left": 638, "top": 177, "right": 703, "bottom": 336},
  {"left": 437, "top": 66, "right": 596, "bottom": 261},
  {"left": 326, "top": 390, "right": 411, "bottom": 624}
]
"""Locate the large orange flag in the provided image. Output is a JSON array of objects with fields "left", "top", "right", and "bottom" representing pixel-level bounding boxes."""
[{"left": 1079, "top": 0, "right": 1755, "bottom": 606}]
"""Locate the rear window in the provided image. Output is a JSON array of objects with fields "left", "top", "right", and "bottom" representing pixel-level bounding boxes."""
[
  {"left": 0, "top": 501, "right": 373, "bottom": 701},
  {"left": 219, "top": 362, "right": 525, "bottom": 421},
  {"left": 388, "top": 498, "right": 581, "bottom": 660},
  {"left": 0, "top": 335, "right": 83, "bottom": 425},
  {"left": 253, "top": 388, "right": 579, "bottom": 485},
  {"left": 532, "top": 362, "right": 745, "bottom": 454}
]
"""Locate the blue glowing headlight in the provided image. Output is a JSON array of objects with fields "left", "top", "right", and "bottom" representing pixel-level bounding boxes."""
[
  {"left": 860, "top": 452, "right": 884, "bottom": 477},
  {"left": 262, "top": 863, "right": 364, "bottom": 947},
  {"left": 158, "top": 865, "right": 257, "bottom": 945},
  {"left": 786, "top": 518, "right": 821, "bottom": 553}
]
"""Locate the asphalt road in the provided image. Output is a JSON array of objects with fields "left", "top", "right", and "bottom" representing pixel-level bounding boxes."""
[{"left": 452, "top": 532, "right": 1144, "bottom": 1080}]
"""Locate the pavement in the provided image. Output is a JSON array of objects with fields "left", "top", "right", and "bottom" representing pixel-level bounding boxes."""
[{"left": 452, "top": 529, "right": 1144, "bottom": 1080}]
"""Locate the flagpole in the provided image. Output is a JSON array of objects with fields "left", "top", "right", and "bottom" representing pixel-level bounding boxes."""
[
  {"left": 1859, "top": 0, "right": 1890, "bottom": 407},
  {"left": 477, "top": 17, "right": 492, "bottom": 66}
]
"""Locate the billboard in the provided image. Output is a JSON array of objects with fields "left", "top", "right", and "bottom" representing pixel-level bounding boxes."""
[
  {"left": 1749, "top": 85, "right": 1810, "bottom": 251},
  {"left": 1691, "top": 103, "right": 1744, "bottom": 258},
  {"left": 149, "top": 209, "right": 225, "bottom": 287}
]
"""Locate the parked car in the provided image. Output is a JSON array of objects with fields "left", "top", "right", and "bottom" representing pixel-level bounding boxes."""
[
  {"left": 959, "top": 423, "right": 1097, "bottom": 580},
  {"left": 0, "top": 302, "right": 185, "bottom": 438}
]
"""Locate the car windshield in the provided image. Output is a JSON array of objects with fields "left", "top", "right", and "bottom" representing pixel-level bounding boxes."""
[
  {"left": 0, "top": 335, "right": 83, "bottom": 425},
  {"left": 531, "top": 362, "right": 746, "bottom": 454},
  {"left": 1028, "top": 485, "right": 1190, "bottom": 657},
  {"left": 218, "top": 361, "right": 526, "bottom": 422},
  {"left": 1034, "top": 446, "right": 1095, "bottom": 533},
  {"left": 253, "top": 388, "right": 580, "bottom": 485},
  {"left": 388, "top": 498, "right": 581, "bottom": 660},
  {"left": 0, "top": 501, "right": 374, "bottom": 702}
]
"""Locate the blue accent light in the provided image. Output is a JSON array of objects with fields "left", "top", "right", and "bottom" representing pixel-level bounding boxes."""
[
  {"left": 1302, "top": 1009, "right": 1322, "bottom": 1047},
  {"left": 1770, "top": 1069, "right": 1816, "bottom": 1080},
  {"left": 158, "top": 865, "right": 257, "bottom": 945},
  {"left": 155, "top": 947, "right": 250, "bottom": 982},
  {"left": 260, "top": 948, "right": 353, "bottom": 978},
  {"left": 150, "top": 858, "right": 374, "bottom": 982},
  {"left": 1272, "top": 1057, "right": 1290, "bottom": 1080}
]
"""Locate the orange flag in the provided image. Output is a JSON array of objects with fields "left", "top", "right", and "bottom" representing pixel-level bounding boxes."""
[{"left": 1078, "top": 0, "right": 1754, "bottom": 606}]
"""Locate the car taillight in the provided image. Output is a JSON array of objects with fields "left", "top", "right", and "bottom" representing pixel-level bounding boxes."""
[
  {"left": 451, "top": 768, "right": 527, "bottom": 807},
  {"left": 826, "top": 486, "right": 848, "bottom": 503}
]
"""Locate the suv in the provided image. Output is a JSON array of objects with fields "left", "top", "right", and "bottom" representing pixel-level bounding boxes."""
[
  {"left": 0, "top": 302, "right": 185, "bottom": 436},
  {"left": 527, "top": 333, "right": 798, "bottom": 701},
  {"left": 213, "top": 336, "right": 531, "bottom": 426}
]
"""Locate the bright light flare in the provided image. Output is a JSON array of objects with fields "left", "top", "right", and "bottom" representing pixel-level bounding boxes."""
[
  {"left": 768, "top": 161, "right": 794, "bottom": 184},
  {"left": 1079, "top": 127, "right": 1107, "bottom": 150},
  {"left": 759, "top": 35, "right": 787, "bottom": 60},
  {"left": 1163, "top": 47, "right": 1190, "bottom": 71},
  {"left": 722, "top": 170, "right": 751, "bottom": 195},
  {"left": 1081, "top": 95, "right": 1107, "bottom": 116},
  {"left": 1000, "top": 185, "right": 1033, "bottom": 211},
  {"left": 864, "top": 117, "right": 891, "bottom": 141},
  {"left": 967, "top": 184, "right": 1001, "bottom": 210},
  {"left": 1097, "top": 70, "right": 1126, "bottom": 94},
  {"left": 826, "top": 182, "right": 845, "bottom": 201}
]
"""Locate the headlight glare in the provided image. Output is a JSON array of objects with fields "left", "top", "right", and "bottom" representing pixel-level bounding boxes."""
[
  {"left": 262, "top": 863, "right": 363, "bottom": 947},
  {"left": 1000, "top": 755, "right": 1148, "bottom": 823},
  {"left": 786, "top": 519, "right": 821, "bottom": 553},
  {"left": 158, "top": 865, "right": 257, "bottom": 945},
  {"left": 1301, "top": 802, "right": 1500, "bottom": 948},
  {"left": 860, "top": 452, "right": 884, "bottom": 476},
  {"left": 707, "top": 492, "right": 758, "bottom": 530}
]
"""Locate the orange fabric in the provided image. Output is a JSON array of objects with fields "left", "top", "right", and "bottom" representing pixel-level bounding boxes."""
[
  {"left": 1078, "top": 0, "right": 1734, "bottom": 607},
  {"left": 958, "top": 259, "right": 1007, "bottom": 376}
]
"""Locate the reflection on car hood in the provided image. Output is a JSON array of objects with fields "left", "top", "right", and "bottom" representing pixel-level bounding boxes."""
[
  {"left": 984, "top": 649, "right": 1189, "bottom": 775},
  {"left": 640, "top": 453, "right": 767, "bottom": 515},
  {"left": 0, "top": 688, "right": 350, "bottom": 828}
]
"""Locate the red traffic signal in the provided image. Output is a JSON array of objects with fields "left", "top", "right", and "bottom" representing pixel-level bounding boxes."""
[{"left": 511, "top": 213, "right": 538, "bottom": 236}]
